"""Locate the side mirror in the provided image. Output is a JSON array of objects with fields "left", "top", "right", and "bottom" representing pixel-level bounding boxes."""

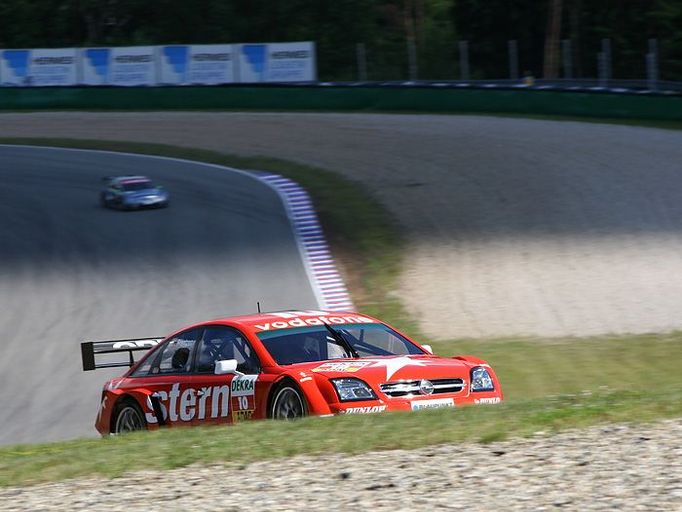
[
  {"left": 214, "top": 359, "right": 241, "bottom": 375},
  {"left": 422, "top": 344, "right": 434, "bottom": 354}
]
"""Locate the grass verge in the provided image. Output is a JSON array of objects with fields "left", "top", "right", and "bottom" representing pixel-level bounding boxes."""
[
  {"left": 433, "top": 331, "right": 682, "bottom": 400},
  {"left": 1, "top": 386, "right": 681, "bottom": 487}
]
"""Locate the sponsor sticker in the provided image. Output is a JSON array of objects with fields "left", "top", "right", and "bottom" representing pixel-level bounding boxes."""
[
  {"left": 232, "top": 409, "right": 255, "bottom": 422},
  {"left": 312, "top": 361, "right": 371, "bottom": 373},
  {"left": 342, "top": 405, "right": 387, "bottom": 414},
  {"left": 231, "top": 375, "right": 257, "bottom": 397},
  {"left": 474, "top": 397, "right": 501, "bottom": 405},
  {"left": 231, "top": 375, "right": 257, "bottom": 420},
  {"left": 112, "top": 339, "right": 161, "bottom": 349},
  {"left": 410, "top": 398, "right": 455, "bottom": 411},
  {"left": 253, "top": 311, "right": 377, "bottom": 332},
  {"left": 143, "top": 375, "right": 259, "bottom": 424}
]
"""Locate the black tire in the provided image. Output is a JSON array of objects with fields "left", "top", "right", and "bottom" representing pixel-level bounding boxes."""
[
  {"left": 269, "top": 381, "right": 307, "bottom": 420},
  {"left": 112, "top": 398, "right": 147, "bottom": 434},
  {"left": 100, "top": 193, "right": 108, "bottom": 208}
]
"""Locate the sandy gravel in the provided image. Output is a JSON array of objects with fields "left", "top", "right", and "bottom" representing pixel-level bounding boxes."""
[
  {"left": 2, "top": 418, "right": 681, "bottom": 511},
  {"left": 2, "top": 112, "right": 682, "bottom": 338}
]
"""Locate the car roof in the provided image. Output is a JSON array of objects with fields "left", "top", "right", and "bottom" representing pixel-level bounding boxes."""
[
  {"left": 113, "top": 175, "right": 151, "bottom": 184},
  {"left": 192, "top": 310, "right": 381, "bottom": 334}
]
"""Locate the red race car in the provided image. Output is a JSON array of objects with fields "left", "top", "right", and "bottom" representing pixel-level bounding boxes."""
[{"left": 81, "top": 310, "right": 503, "bottom": 434}]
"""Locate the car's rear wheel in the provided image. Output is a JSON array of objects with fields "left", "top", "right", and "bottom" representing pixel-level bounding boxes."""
[
  {"left": 100, "top": 193, "right": 108, "bottom": 208},
  {"left": 112, "top": 399, "right": 146, "bottom": 434},
  {"left": 270, "top": 383, "right": 307, "bottom": 420}
]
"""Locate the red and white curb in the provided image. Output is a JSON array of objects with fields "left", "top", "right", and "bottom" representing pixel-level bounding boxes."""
[{"left": 260, "top": 174, "right": 354, "bottom": 311}]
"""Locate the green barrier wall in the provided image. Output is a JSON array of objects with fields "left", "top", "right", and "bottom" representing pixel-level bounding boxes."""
[{"left": 1, "top": 86, "right": 681, "bottom": 121}]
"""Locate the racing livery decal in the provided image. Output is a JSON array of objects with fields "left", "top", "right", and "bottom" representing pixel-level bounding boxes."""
[
  {"left": 231, "top": 374, "right": 258, "bottom": 422},
  {"left": 343, "top": 405, "right": 387, "bottom": 414},
  {"left": 410, "top": 398, "right": 455, "bottom": 411},
  {"left": 474, "top": 397, "right": 501, "bottom": 404},
  {"left": 143, "top": 378, "right": 258, "bottom": 424},
  {"left": 312, "top": 361, "right": 371, "bottom": 373},
  {"left": 254, "top": 315, "right": 376, "bottom": 332},
  {"left": 144, "top": 383, "right": 229, "bottom": 424}
]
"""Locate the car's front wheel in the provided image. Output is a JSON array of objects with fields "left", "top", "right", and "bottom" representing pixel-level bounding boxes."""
[
  {"left": 270, "top": 382, "right": 307, "bottom": 420},
  {"left": 112, "top": 399, "right": 146, "bottom": 434}
]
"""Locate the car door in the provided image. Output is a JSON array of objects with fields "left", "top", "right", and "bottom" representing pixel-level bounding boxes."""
[
  {"left": 191, "top": 325, "right": 262, "bottom": 426},
  {"left": 132, "top": 328, "right": 201, "bottom": 428}
]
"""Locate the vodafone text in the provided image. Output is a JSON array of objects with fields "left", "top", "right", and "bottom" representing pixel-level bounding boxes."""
[{"left": 255, "top": 315, "right": 375, "bottom": 332}]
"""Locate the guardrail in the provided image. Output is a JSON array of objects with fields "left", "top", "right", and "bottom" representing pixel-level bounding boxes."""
[
  {"left": 1, "top": 83, "right": 681, "bottom": 121},
  {"left": 312, "top": 79, "right": 682, "bottom": 96}
]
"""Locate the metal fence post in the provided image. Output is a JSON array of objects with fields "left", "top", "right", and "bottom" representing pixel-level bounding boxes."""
[
  {"left": 601, "top": 38, "right": 611, "bottom": 84},
  {"left": 647, "top": 38, "right": 658, "bottom": 91},
  {"left": 561, "top": 39, "right": 573, "bottom": 79},
  {"left": 407, "top": 38, "right": 418, "bottom": 81},
  {"left": 597, "top": 51, "right": 606, "bottom": 88},
  {"left": 356, "top": 43, "right": 367, "bottom": 81},
  {"left": 459, "top": 40, "right": 470, "bottom": 81},
  {"left": 508, "top": 40, "right": 519, "bottom": 80}
]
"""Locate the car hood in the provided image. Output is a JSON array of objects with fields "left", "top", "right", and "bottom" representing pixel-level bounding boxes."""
[{"left": 287, "top": 355, "right": 474, "bottom": 384}]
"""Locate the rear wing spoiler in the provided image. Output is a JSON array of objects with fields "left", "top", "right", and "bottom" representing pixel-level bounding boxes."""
[{"left": 81, "top": 337, "right": 164, "bottom": 371}]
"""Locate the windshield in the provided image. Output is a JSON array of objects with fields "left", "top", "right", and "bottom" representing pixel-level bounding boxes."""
[
  {"left": 121, "top": 181, "right": 153, "bottom": 191},
  {"left": 258, "top": 323, "right": 425, "bottom": 365}
]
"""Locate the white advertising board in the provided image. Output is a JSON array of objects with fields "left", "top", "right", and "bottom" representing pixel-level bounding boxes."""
[
  {"left": 82, "top": 46, "right": 156, "bottom": 86},
  {"left": 1, "top": 41, "right": 316, "bottom": 87},
  {"left": 0, "top": 48, "right": 77, "bottom": 86},
  {"left": 238, "top": 41, "right": 316, "bottom": 83},
  {"left": 160, "top": 44, "right": 235, "bottom": 85}
]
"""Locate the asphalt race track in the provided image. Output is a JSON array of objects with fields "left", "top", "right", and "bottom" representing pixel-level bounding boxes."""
[
  {"left": 2, "top": 112, "right": 682, "bottom": 443},
  {"left": 3, "top": 113, "right": 682, "bottom": 339},
  {"left": 0, "top": 146, "right": 318, "bottom": 445}
]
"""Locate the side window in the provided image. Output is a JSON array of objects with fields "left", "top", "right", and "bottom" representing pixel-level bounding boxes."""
[
  {"left": 196, "top": 326, "right": 260, "bottom": 374},
  {"left": 130, "top": 344, "right": 162, "bottom": 377},
  {"left": 152, "top": 328, "right": 200, "bottom": 374}
]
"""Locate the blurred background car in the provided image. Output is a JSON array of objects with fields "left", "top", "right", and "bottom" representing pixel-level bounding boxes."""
[{"left": 100, "top": 175, "right": 169, "bottom": 210}]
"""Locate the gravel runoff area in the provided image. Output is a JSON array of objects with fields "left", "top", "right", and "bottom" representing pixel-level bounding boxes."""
[
  {"left": 2, "top": 112, "right": 682, "bottom": 338},
  {"left": 2, "top": 418, "right": 681, "bottom": 511}
]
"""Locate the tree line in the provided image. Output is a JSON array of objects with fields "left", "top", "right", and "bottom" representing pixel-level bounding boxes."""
[{"left": 0, "top": 0, "right": 680, "bottom": 81}]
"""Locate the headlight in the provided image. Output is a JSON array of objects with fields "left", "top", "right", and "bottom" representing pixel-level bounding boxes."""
[
  {"left": 332, "top": 378, "right": 377, "bottom": 402},
  {"left": 470, "top": 366, "right": 495, "bottom": 392}
]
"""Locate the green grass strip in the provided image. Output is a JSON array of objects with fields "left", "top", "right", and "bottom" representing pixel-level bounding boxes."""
[
  {"left": 1, "top": 387, "right": 680, "bottom": 487},
  {"left": 431, "top": 331, "right": 682, "bottom": 401}
]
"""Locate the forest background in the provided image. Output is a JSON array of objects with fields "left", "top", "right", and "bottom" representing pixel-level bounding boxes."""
[{"left": 0, "top": 0, "right": 680, "bottom": 81}]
